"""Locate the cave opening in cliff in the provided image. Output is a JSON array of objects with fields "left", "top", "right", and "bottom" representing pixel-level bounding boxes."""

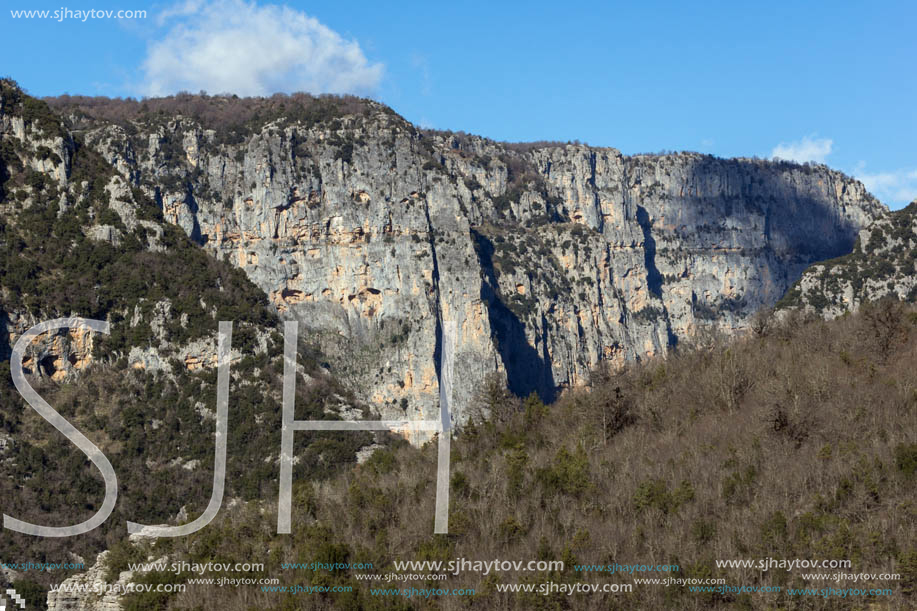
[{"left": 38, "top": 355, "right": 57, "bottom": 378}]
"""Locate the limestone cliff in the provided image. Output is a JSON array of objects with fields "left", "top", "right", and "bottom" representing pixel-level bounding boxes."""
[
  {"left": 46, "top": 93, "right": 885, "bottom": 423},
  {"left": 46, "top": 552, "right": 129, "bottom": 611},
  {"left": 0, "top": 82, "right": 375, "bottom": 611}
]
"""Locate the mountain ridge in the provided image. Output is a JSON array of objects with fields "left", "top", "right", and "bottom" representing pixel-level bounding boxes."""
[
  {"left": 3, "top": 78, "right": 916, "bottom": 611},
  {"left": 0, "top": 79, "right": 377, "bottom": 581},
  {"left": 30, "top": 85, "right": 888, "bottom": 426}
]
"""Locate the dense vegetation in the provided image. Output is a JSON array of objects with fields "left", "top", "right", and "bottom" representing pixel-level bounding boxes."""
[
  {"left": 0, "top": 80, "right": 376, "bottom": 603},
  {"left": 3, "top": 78, "right": 914, "bottom": 611},
  {"left": 101, "top": 302, "right": 917, "bottom": 610},
  {"left": 46, "top": 91, "right": 393, "bottom": 146},
  {"left": 1, "top": 80, "right": 274, "bottom": 349}
]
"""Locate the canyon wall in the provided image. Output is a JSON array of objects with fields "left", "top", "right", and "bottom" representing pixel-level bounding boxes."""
[{"left": 54, "top": 96, "right": 885, "bottom": 423}]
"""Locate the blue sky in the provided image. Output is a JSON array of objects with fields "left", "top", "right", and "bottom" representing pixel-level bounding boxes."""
[{"left": 3, "top": 0, "right": 915, "bottom": 208}]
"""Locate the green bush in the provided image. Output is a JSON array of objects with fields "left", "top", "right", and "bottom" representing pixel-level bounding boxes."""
[
  {"left": 105, "top": 540, "right": 145, "bottom": 582},
  {"left": 899, "top": 549, "right": 917, "bottom": 596},
  {"left": 633, "top": 478, "right": 694, "bottom": 515},
  {"left": 895, "top": 443, "right": 917, "bottom": 476},
  {"left": 504, "top": 447, "right": 528, "bottom": 498},
  {"left": 122, "top": 570, "right": 181, "bottom": 611},
  {"left": 536, "top": 445, "right": 590, "bottom": 497},
  {"left": 11, "top": 579, "right": 46, "bottom": 609}
]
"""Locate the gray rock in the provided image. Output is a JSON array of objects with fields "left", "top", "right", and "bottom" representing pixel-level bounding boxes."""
[
  {"left": 63, "top": 101, "right": 887, "bottom": 431},
  {"left": 46, "top": 551, "right": 125, "bottom": 611}
]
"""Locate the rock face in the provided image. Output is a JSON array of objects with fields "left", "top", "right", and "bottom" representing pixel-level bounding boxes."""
[
  {"left": 46, "top": 552, "right": 130, "bottom": 611},
  {"left": 8, "top": 314, "right": 96, "bottom": 381},
  {"left": 0, "top": 83, "right": 251, "bottom": 386},
  {"left": 1, "top": 84, "right": 376, "bottom": 611},
  {"left": 48, "top": 95, "right": 885, "bottom": 424},
  {"left": 777, "top": 200, "right": 917, "bottom": 317}
]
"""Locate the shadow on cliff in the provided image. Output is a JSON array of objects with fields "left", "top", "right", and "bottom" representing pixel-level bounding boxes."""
[
  {"left": 677, "top": 156, "right": 871, "bottom": 263},
  {"left": 646, "top": 155, "right": 877, "bottom": 322},
  {"left": 472, "top": 230, "right": 556, "bottom": 403},
  {"left": 0, "top": 310, "right": 9, "bottom": 363},
  {"left": 636, "top": 205, "right": 663, "bottom": 297},
  {"left": 154, "top": 185, "right": 204, "bottom": 244},
  {"left": 635, "top": 205, "right": 679, "bottom": 347}
]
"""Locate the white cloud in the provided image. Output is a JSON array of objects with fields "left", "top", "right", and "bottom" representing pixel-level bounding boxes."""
[
  {"left": 155, "top": 0, "right": 206, "bottom": 25},
  {"left": 855, "top": 166, "right": 917, "bottom": 208},
  {"left": 142, "top": 0, "right": 383, "bottom": 97},
  {"left": 410, "top": 53, "right": 432, "bottom": 97},
  {"left": 770, "top": 135, "right": 833, "bottom": 164}
]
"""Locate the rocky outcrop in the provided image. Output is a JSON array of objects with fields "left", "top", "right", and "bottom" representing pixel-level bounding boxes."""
[
  {"left": 777, "top": 200, "right": 917, "bottom": 317},
  {"left": 1, "top": 84, "right": 381, "bottom": 611},
  {"left": 53, "top": 95, "right": 885, "bottom": 424},
  {"left": 5, "top": 311, "right": 96, "bottom": 381},
  {"left": 46, "top": 552, "right": 130, "bottom": 611}
]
